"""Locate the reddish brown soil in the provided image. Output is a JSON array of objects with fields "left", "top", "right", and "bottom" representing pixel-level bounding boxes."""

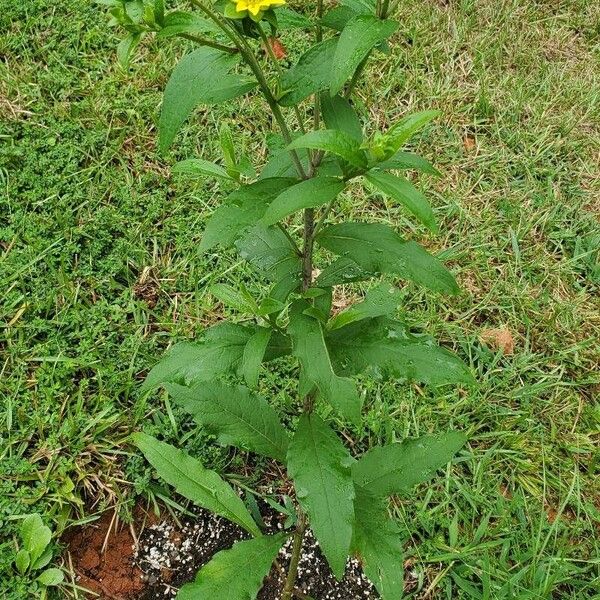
[{"left": 64, "top": 511, "right": 148, "bottom": 600}]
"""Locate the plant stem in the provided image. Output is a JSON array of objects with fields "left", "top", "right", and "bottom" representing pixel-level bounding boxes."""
[
  {"left": 281, "top": 513, "right": 306, "bottom": 600},
  {"left": 316, "top": 0, "right": 323, "bottom": 42},
  {"left": 257, "top": 23, "right": 306, "bottom": 135},
  {"left": 236, "top": 34, "right": 307, "bottom": 179},
  {"left": 178, "top": 32, "right": 238, "bottom": 54},
  {"left": 189, "top": 0, "right": 307, "bottom": 179},
  {"left": 300, "top": 0, "right": 327, "bottom": 291},
  {"left": 301, "top": 208, "right": 315, "bottom": 291}
]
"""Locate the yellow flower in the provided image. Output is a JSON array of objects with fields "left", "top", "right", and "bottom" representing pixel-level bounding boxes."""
[{"left": 233, "top": 0, "right": 286, "bottom": 17}]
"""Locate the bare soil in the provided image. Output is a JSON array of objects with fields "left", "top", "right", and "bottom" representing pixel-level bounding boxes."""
[{"left": 64, "top": 502, "right": 378, "bottom": 599}]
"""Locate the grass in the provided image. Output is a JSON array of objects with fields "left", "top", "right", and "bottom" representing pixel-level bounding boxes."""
[{"left": 1, "top": 0, "right": 599, "bottom": 598}]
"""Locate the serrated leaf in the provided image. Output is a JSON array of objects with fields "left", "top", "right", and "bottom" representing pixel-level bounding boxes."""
[
  {"left": 142, "top": 323, "right": 256, "bottom": 391},
  {"left": 365, "top": 170, "right": 438, "bottom": 233},
  {"left": 15, "top": 549, "right": 29, "bottom": 575},
  {"left": 36, "top": 568, "right": 64, "bottom": 586},
  {"left": 287, "top": 130, "right": 367, "bottom": 168},
  {"left": 210, "top": 283, "right": 258, "bottom": 314},
  {"left": 383, "top": 110, "right": 440, "bottom": 155},
  {"left": 341, "top": 0, "right": 377, "bottom": 14},
  {"left": 260, "top": 146, "right": 310, "bottom": 179},
  {"left": 157, "top": 10, "right": 219, "bottom": 38},
  {"left": 117, "top": 32, "right": 142, "bottom": 68},
  {"left": 166, "top": 382, "right": 289, "bottom": 462},
  {"left": 154, "top": 0, "right": 165, "bottom": 25},
  {"left": 20, "top": 514, "right": 51, "bottom": 566},
  {"left": 159, "top": 48, "right": 257, "bottom": 153},
  {"left": 316, "top": 222, "right": 459, "bottom": 294},
  {"left": 32, "top": 547, "right": 53, "bottom": 570},
  {"left": 242, "top": 327, "right": 272, "bottom": 388},
  {"left": 352, "top": 432, "right": 467, "bottom": 497},
  {"left": 262, "top": 177, "right": 345, "bottom": 226},
  {"left": 320, "top": 94, "right": 363, "bottom": 142},
  {"left": 178, "top": 533, "right": 287, "bottom": 600},
  {"left": 378, "top": 150, "right": 441, "bottom": 176},
  {"left": 327, "top": 317, "right": 473, "bottom": 385},
  {"left": 124, "top": 0, "right": 144, "bottom": 22},
  {"left": 133, "top": 433, "right": 260, "bottom": 536},
  {"left": 172, "top": 158, "right": 232, "bottom": 180},
  {"left": 235, "top": 224, "right": 302, "bottom": 292},
  {"left": 321, "top": 6, "right": 357, "bottom": 32},
  {"left": 287, "top": 414, "right": 355, "bottom": 578},
  {"left": 276, "top": 6, "right": 313, "bottom": 29},
  {"left": 351, "top": 486, "right": 403, "bottom": 600},
  {"left": 200, "top": 178, "right": 296, "bottom": 252},
  {"left": 330, "top": 16, "right": 398, "bottom": 96},
  {"left": 257, "top": 297, "right": 286, "bottom": 316},
  {"left": 315, "top": 256, "right": 371, "bottom": 287},
  {"left": 265, "top": 329, "right": 293, "bottom": 359},
  {"left": 288, "top": 302, "right": 361, "bottom": 423},
  {"left": 327, "top": 282, "right": 400, "bottom": 330},
  {"left": 313, "top": 286, "right": 333, "bottom": 318},
  {"left": 279, "top": 38, "right": 337, "bottom": 106}
]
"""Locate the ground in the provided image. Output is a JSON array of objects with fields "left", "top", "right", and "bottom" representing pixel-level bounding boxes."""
[{"left": 1, "top": 0, "right": 599, "bottom": 598}]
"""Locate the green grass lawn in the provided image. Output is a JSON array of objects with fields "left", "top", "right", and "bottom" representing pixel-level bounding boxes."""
[{"left": 1, "top": 0, "right": 599, "bottom": 598}]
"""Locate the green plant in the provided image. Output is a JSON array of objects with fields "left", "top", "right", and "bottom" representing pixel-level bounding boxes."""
[
  {"left": 103, "top": 0, "right": 474, "bottom": 597},
  {"left": 12, "top": 514, "right": 64, "bottom": 599}
]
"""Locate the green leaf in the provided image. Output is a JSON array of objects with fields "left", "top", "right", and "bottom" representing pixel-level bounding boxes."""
[
  {"left": 210, "top": 283, "right": 258, "bottom": 314},
  {"left": 382, "top": 110, "right": 440, "bottom": 155},
  {"left": 36, "top": 568, "right": 64, "bottom": 586},
  {"left": 178, "top": 533, "right": 287, "bottom": 600},
  {"left": 288, "top": 302, "right": 361, "bottom": 423},
  {"left": 316, "top": 222, "right": 459, "bottom": 294},
  {"left": 378, "top": 150, "right": 441, "bottom": 176},
  {"left": 287, "top": 130, "right": 367, "bottom": 169},
  {"left": 257, "top": 297, "right": 286, "bottom": 316},
  {"left": 327, "top": 317, "right": 474, "bottom": 385},
  {"left": 352, "top": 432, "right": 467, "bottom": 497},
  {"left": 142, "top": 323, "right": 257, "bottom": 390},
  {"left": 20, "top": 514, "right": 51, "bottom": 566},
  {"left": 279, "top": 38, "right": 337, "bottom": 106},
  {"left": 315, "top": 256, "right": 371, "bottom": 287},
  {"left": 260, "top": 146, "right": 309, "bottom": 179},
  {"left": 365, "top": 170, "right": 438, "bottom": 233},
  {"left": 320, "top": 94, "right": 363, "bottom": 142},
  {"left": 321, "top": 6, "right": 357, "bottom": 32},
  {"left": 287, "top": 414, "right": 355, "bottom": 578},
  {"left": 124, "top": 0, "right": 144, "bottom": 22},
  {"left": 200, "top": 178, "right": 296, "bottom": 252},
  {"left": 15, "top": 549, "right": 29, "bottom": 575},
  {"left": 261, "top": 177, "right": 345, "bottom": 226},
  {"left": 265, "top": 330, "right": 293, "bottom": 359},
  {"left": 351, "top": 486, "right": 403, "bottom": 600},
  {"left": 330, "top": 15, "right": 398, "bottom": 96},
  {"left": 219, "top": 122, "right": 257, "bottom": 180},
  {"left": 236, "top": 224, "right": 302, "bottom": 292},
  {"left": 154, "top": 0, "right": 165, "bottom": 25},
  {"left": 242, "top": 327, "right": 272, "bottom": 388},
  {"left": 133, "top": 433, "right": 261, "bottom": 536},
  {"left": 313, "top": 286, "right": 333, "bottom": 318},
  {"left": 341, "top": 0, "right": 377, "bottom": 14},
  {"left": 159, "top": 48, "right": 257, "bottom": 153},
  {"left": 156, "top": 10, "right": 219, "bottom": 37},
  {"left": 166, "top": 382, "right": 289, "bottom": 462},
  {"left": 32, "top": 547, "right": 53, "bottom": 570},
  {"left": 327, "top": 282, "right": 400, "bottom": 330},
  {"left": 117, "top": 32, "right": 142, "bottom": 68},
  {"left": 276, "top": 6, "right": 313, "bottom": 29},
  {"left": 172, "top": 158, "right": 232, "bottom": 180}
]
